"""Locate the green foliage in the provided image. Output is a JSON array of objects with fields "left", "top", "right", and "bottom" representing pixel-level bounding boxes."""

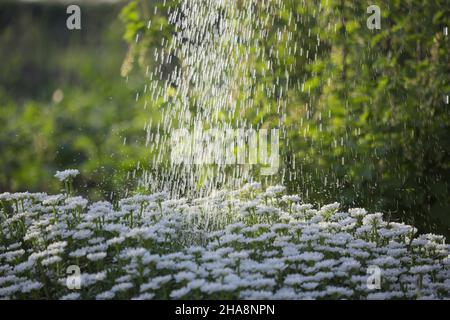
[
  {"left": 0, "top": 3, "right": 153, "bottom": 200},
  {"left": 120, "top": 0, "right": 450, "bottom": 237},
  {"left": 287, "top": 0, "right": 450, "bottom": 237}
]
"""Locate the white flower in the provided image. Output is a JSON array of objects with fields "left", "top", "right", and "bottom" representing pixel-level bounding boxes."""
[
  {"left": 170, "top": 286, "right": 191, "bottom": 299},
  {"left": 14, "top": 260, "right": 35, "bottom": 273},
  {"left": 298, "top": 252, "right": 324, "bottom": 262},
  {"left": 325, "top": 286, "right": 354, "bottom": 297},
  {"left": 363, "top": 213, "right": 385, "bottom": 226},
  {"left": 41, "top": 256, "right": 62, "bottom": 266},
  {"left": 96, "top": 291, "right": 115, "bottom": 300},
  {"left": 187, "top": 279, "right": 206, "bottom": 290},
  {"left": 54, "top": 169, "right": 80, "bottom": 182},
  {"left": 255, "top": 206, "right": 279, "bottom": 216},
  {"left": 292, "top": 203, "right": 313, "bottom": 211},
  {"left": 60, "top": 293, "right": 81, "bottom": 300},
  {"left": 72, "top": 229, "right": 93, "bottom": 240},
  {"left": 65, "top": 196, "right": 88, "bottom": 210},
  {"left": 282, "top": 195, "right": 301, "bottom": 203},
  {"left": 20, "top": 281, "right": 43, "bottom": 293},
  {"left": 111, "top": 282, "right": 134, "bottom": 292},
  {"left": 132, "top": 292, "right": 155, "bottom": 300},
  {"left": 2, "top": 249, "right": 25, "bottom": 262},
  {"left": 0, "top": 182, "right": 449, "bottom": 300},
  {"left": 0, "top": 192, "right": 12, "bottom": 201},
  {"left": 240, "top": 290, "right": 273, "bottom": 299},
  {"left": 140, "top": 275, "right": 172, "bottom": 292},
  {"left": 0, "top": 284, "right": 21, "bottom": 297},
  {"left": 348, "top": 208, "right": 367, "bottom": 218},
  {"left": 69, "top": 248, "right": 87, "bottom": 258},
  {"left": 284, "top": 274, "right": 304, "bottom": 285},
  {"left": 264, "top": 185, "right": 286, "bottom": 196},
  {"left": 150, "top": 192, "right": 168, "bottom": 202},
  {"left": 107, "top": 236, "right": 126, "bottom": 246},
  {"left": 87, "top": 252, "right": 107, "bottom": 262},
  {"left": 366, "top": 292, "right": 392, "bottom": 300},
  {"left": 410, "top": 265, "right": 436, "bottom": 274},
  {"left": 301, "top": 282, "right": 319, "bottom": 290},
  {"left": 174, "top": 271, "right": 197, "bottom": 283},
  {"left": 320, "top": 202, "right": 340, "bottom": 212},
  {"left": 229, "top": 251, "right": 249, "bottom": 260},
  {"left": 81, "top": 272, "right": 107, "bottom": 287},
  {"left": 120, "top": 247, "right": 147, "bottom": 260},
  {"left": 86, "top": 202, "right": 112, "bottom": 221},
  {"left": 43, "top": 195, "right": 65, "bottom": 206},
  {"left": 241, "top": 182, "right": 262, "bottom": 192}
]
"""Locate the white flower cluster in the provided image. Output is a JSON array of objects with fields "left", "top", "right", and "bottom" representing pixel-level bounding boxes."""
[
  {"left": 0, "top": 184, "right": 449, "bottom": 300},
  {"left": 54, "top": 169, "right": 80, "bottom": 182}
]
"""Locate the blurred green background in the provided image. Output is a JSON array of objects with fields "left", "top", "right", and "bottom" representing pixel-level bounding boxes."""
[
  {"left": 0, "top": 0, "right": 151, "bottom": 200},
  {"left": 0, "top": 0, "right": 449, "bottom": 238}
]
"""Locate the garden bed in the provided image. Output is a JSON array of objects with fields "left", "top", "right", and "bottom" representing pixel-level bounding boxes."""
[{"left": 0, "top": 172, "right": 449, "bottom": 299}]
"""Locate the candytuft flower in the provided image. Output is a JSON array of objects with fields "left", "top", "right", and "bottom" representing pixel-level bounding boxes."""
[
  {"left": 54, "top": 169, "right": 80, "bottom": 182},
  {"left": 0, "top": 183, "right": 449, "bottom": 300}
]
